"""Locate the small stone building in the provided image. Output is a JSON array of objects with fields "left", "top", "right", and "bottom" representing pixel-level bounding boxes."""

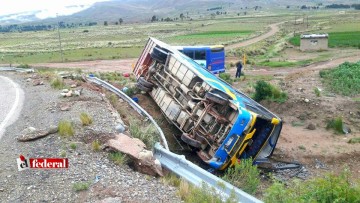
[{"left": 300, "top": 34, "right": 328, "bottom": 51}]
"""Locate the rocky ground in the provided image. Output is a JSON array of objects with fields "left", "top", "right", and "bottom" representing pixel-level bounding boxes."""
[{"left": 0, "top": 72, "right": 180, "bottom": 203}]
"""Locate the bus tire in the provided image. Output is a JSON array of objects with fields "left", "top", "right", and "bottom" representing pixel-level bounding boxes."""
[
  {"left": 151, "top": 47, "right": 168, "bottom": 64},
  {"left": 136, "top": 83, "right": 152, "bottom": 93},
  {"left": 138, "top": 77, "right": 153, "bottom": 88},
  {"left": 205, "top": 91, "right": 228, "bottom": 105},
  {"left": 181, "top": 133, "right": 201, "bottom": 149}
]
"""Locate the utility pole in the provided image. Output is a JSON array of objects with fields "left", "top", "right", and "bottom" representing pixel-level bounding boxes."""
[{"left": 57, "top": 13, "right": 64, "bottom": 63}]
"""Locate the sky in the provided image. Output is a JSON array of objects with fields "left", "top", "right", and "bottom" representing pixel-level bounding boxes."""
[{"left": 0, "top": 0, "right": 110, "bottom": 19}]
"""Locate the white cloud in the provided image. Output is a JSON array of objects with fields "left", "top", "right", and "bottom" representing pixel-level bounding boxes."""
[{"left": 0, "top": 0, "right": 110, "bottom": 17}]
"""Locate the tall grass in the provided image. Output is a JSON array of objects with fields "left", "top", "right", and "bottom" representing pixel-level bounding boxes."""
[
  {"left": 264, "top": 168, "right": 360, "bottom": 203},
  {"left": 326, "top": 117, "right": 344, "bottom": 134},
  {"left": 129, "top": 121, "right": 158, "bottom": 149},
  {"left": 58, "top": 120, "right": 74, "bottom": 137},
  {"left": 222, "top": 158, "right": 260, "bottom": 195}
]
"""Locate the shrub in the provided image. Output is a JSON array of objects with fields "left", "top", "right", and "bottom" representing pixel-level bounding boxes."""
[
  {"left": 58, "top": 120, "right": 74, "bottom": 137},
  {"left": 326, "top": 117, "right": 344, "bottom": 134},
  {"left": 80, "top": 112, "right": 93, "bottom": 126},
  {"left": 51, "top": 77, "right": 66, "bottom": 89},
  {"left": 72, "top": 182, "right": 91, "bottom": 192},
  {"left": 219, "top": 73, "right": 233, "bottom": 84},
  {"left": 70, "top": 143, "right": 77, "bottom": 150},
  {"left": 264, "top": 168, "right": 360, "bottom": 203},
  {"left": 92, "top": 140, "right": 101, "bottom": 151},
  {"left": 253, "top": 80, "right": 287, "bottom": 103},
  {"left": 222, "top": 158, "right": 260, "bottom": 195},
  {"left": 178, "top": 181, "right": 238, "bottom": 203},
  {"left": 108, "top": 152, "right": 128, "bottom": 165}
]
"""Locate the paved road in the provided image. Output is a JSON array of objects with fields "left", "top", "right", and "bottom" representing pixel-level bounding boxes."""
[{"left": 0, "top": 75, "right": 24, "bottom": 139}]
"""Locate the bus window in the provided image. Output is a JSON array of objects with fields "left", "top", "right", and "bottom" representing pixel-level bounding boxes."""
[
  {"left": 183, "top": 50, "right": 194, "bottom": 58},
  {"left": 194, "top": 50, "right": 206, "bottom": 60}
]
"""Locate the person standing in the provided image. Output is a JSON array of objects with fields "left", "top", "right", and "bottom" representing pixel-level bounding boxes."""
[{"left": 235, "top": 61, "right": 242, "bottom": 78}]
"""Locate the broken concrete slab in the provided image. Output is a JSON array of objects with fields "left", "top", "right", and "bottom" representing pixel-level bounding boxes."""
[
  {"left": 17, "top": 126, "right": 58, "bottom": 142},
  {"left": 106, "top": 134, "right": 163, "bottom": 176}
]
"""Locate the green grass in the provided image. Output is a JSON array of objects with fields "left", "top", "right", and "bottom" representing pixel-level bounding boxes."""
[
  {"left": 169, "top": 30, "right": 253, "bottom": 45},
  {"left": 70, "top": 143, "right": 77, "bottom": 150},
  {"left": 258, "top": 60, "right": 312, "bottom": 68},
  {"left": 326, "top": 117, "right": 344, "bottom": 134},
  {"left": 178, "top": 181, "right": 238, "bottom": 203},
  {"left": 108, "top": 152, "right": 128, "bottom": 165},
  {"left": 222, "top": 158, "right": 260, "bottom": 195},
  {"left": 50, "top": 77, "right": 66, "bottom": 89},
  {"left": 58, "top": 120, "right": 74, "bottom": 137},
  {"left": 320, "top": 61, "right": 360, "bottom": 96},
  {"left": 253, "top": 80, "right": 287, "bottom": 103},
  {"left": 289, "top": 32, "right": 360, "bottom": 48},
  {"left": 348, "top": 137, "right": 360, "bottom": 144},
  {"left": 80, "top": 112, "right": 93, "bottom": 126},
  {"left": 129, "top": 121, "right": 158, "bottom": 149},
  {"left": 314, "top": 87, "right": 321, "bottom": 97},
  {"left": 72, "top": 182, "right": 91, "bottom": 192},
  {"left": 1, "top": 47, "right": 142, "bottom": 64},
  {"left": 264, "top": 168, "right": 360, "bottom": 203}
]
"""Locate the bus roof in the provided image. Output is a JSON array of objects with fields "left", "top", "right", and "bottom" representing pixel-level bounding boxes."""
[{"left": 173, "top": 45, "right": 224, "bottom": 50}]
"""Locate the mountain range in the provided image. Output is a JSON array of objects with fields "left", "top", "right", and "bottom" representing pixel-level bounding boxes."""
[{"left": 0, "top": 0, "right": 358, "bottom": 25}]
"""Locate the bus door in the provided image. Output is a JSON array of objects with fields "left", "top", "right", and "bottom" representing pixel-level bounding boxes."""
[{"left": 208, "top": 47, "right": 225, "bottom": 74}]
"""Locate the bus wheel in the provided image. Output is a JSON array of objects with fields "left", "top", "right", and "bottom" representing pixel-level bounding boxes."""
[
  {"left": 205, "top": 91, "right": 228, "bottom": 105},
  {"left": 136, "top": 83, "right": 152, "bottom": 93},
  {"left": 181, "top": 133, "right": 202, "bottom": 148},
  {"left": 138, "top": 77, "right": 154, "bottom": 88},
  {"left": 151, "top": 47, "right": 168, "bottom": 64}
]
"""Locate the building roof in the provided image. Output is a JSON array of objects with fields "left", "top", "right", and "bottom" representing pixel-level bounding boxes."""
[{"left": 301, "top": 34, "right": 328, "bottom": 39}]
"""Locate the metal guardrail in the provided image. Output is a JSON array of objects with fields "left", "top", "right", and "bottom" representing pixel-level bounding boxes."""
[
  {"left": 86, "top": 76, "right": 169, "bottom": 150},
  {"left": 154, "top": 143, "right": 263, "bottom": 203},
  {"left": 87, "top": 76, "right": 261, "bottom": 203},
  {"left": 0, "top": 67, "right": 34, "bottom": 73}
]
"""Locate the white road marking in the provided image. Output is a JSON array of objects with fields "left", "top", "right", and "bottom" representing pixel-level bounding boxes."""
[{"left": 0, "top": 75, "right": 24, "bottom": 139}]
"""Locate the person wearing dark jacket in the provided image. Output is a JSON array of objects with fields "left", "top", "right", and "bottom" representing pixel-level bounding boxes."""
[{"left": 235, "top": 61, "right": 242, "bottom": 78}]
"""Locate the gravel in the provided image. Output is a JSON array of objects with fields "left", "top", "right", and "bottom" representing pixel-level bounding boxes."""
[{"left": 0, "top": 72, "right": 181, "bottom": 203}]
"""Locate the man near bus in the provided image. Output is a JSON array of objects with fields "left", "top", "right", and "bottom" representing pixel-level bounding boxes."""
[{"left": 235, "top": 61, "right": 242, "bottom": 78}]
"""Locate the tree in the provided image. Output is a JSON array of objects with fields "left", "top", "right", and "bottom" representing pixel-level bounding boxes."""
[
  {"left": 180, "top": 13, "right": 184, "bottom": 21},
  {"left": 104, "top": 21, "right": 108, "bottom": 26},
  {"left": 119, "top": 18, "right": 123, "bottom": 25},
  {"left": 151, "top": 15, "right": 157, "bottom": 22}
]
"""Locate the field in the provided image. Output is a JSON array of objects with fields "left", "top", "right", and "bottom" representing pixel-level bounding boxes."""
[
  {"left": 289, "top": 31, "right": 360, "bottom": 48},
  {"left": 0, "top": 17, "right": 272, "bottom": 64}
]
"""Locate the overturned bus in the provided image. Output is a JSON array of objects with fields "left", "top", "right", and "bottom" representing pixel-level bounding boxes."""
[{"left": 133, "top": 38, "right": 282, "bottom": 170}]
